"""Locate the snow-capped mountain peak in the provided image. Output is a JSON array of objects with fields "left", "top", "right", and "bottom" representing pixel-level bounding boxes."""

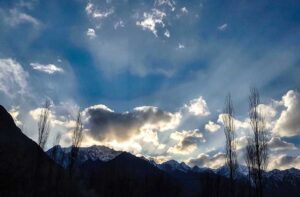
[
  {"left": 158, "top": 160, "right": 191, "bottom": 172},
  {"left": 47, "top": 145, "right": 122, "bottom": 167}
]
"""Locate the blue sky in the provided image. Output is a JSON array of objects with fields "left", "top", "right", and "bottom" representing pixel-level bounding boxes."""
[{"left": 0, "top": 0, "right": 300, "bottom": 170}]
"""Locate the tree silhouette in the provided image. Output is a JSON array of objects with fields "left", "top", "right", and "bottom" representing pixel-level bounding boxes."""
[
  {"left": 37, "top": 100, "right": 51, "bottom": 150},
  {"left": 69, "top": 110, "right": 83, "bottom": 177},
  {"left": 222, "top": 93, "right": 237, "bottom": 196},
  {"left": 246, "top": 88, "right": 269, "bottom": 197}
]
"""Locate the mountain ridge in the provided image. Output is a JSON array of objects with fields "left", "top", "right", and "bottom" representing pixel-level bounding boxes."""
[{"left": 47, "top": 144, "right": 300, "bottom": 178}]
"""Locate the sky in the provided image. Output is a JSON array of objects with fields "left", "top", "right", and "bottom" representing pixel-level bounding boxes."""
[{"left": 0, "top": 0, "right": 300, "bottom": 170}]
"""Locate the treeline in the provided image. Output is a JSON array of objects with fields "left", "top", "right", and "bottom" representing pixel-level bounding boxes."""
[{"left": 221, "top": 88, "right": 269, "bottom": 197}]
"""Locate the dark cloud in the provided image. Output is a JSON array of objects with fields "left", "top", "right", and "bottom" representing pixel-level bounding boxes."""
[
  {"left": 268, "top": 137, "right": 296, "bottom": 152},
  {"left": 167, "top": 129, "right": 204, "bottom": 154},
  {"left": 83, "top": 105, "right": 179, "bottom": 142},
  {"left": 269, "top": 154, "right": 300, "bottom": 170}
]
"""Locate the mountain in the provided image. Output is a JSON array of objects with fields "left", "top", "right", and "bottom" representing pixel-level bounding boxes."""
[
  {"left": 214, "top": 165, "right": 249, "bottom": 180},
  {"left": 47, "top": 142, "right": 300, "bottom": 196},
  {"left": 0, "top": 105, "right": 84, "bottom": 197},
  {"left": 47, "top": 145, "right": 122, "bottom": 167},
  {"left": 158, "top": 160, "right": 191, "bottom": 172},
  {"left": 79, "top": 152, "right": 181, "bottom": 197},
  {"left": 264, "top": 168, "right": 300, "bottom": 197}
]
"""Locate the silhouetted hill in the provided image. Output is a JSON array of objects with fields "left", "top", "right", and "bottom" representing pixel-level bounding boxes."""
[
  {"left": 48, "top": 143, "right": 300, "bottom": 197},
  {"left": 0, "top": 105, "right": 83, "bottom": 197},
  {"left": 79, "top": 152, "right": 181, "bottom": 197}
]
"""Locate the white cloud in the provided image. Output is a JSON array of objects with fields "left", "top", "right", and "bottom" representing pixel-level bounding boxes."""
[
  {"left": 86, "top": 28, "right": 96, "bottom": 39},
  {"left": 29, "top": 107, "right": 75, "bottom": 129},
  {"left": 0, "top": 58, "right": 28, "bottom": 97},
  {"left": 164, "top": 29, "right": 170, "bottom": 38},
  {"left": 205, "top": 121, "right": 221, "bottom": 132},
  {"left": 274, "top": 90, "right": 300, "bottom": 137},
  {"left": 28, "top": 101, "right": 80, "bottom": 148},
  {"left": 114, "top": 20, "right": 125, "bottom": 29},
  {"left": 82, "top": 104, "right": 114, "bottom": 114},
  {"left": 93, "top": 8, "right": 114, "bottom": 19},
  {"left": 218, "top": 23, "right": 228, "bottom": 31},
  {"left": 155, "top": 0, "right": 176, "bottom": 11},
  {"left": 188, "top": 152, "right": 226, "bottom": 169},
  {"left": 268, "top": 154, "right": 300, "bottom": 170},
  {"left": 178, "top": 43, "right": 185, "bottom": 49},
  {"left": 6, "top": 8, "right": 39, "bottom": 26},
  {"left": 181, "top": 7, "right": 188, "bottom": 14},
  {"left": 136, "top": 9, "right": 166, "bottom": 37},
  {"left": 258, "top": 103, "right": 277, "bottom": 120},
  {"left": 85, "top": 3, "right": 114, "bottom": 19},
  {"left": 30, "top": 63, "right": 64, "bottom": 74},
  {"left": 217, "top": 114, "right": 250, "bottom": 132},
  {"left": 235, "top": 136, "right": 250, "bottom": 150},
  {"left": 9, "top": 106, "right": 23, "bottom": 127},
  {"left": 85, "top": 2, "right": 94, "bottom": 15},
  {"left": 167, "top": 129, "right": 204, "bottom": 155},
  {"left": 184, "top": 96, "right": 210, "bottom": 116},
  {"left": 150, "top": 155, "right": 172, "bottom": 164}
]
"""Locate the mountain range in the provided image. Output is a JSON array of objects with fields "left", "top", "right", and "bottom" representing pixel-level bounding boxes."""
[{"left": 47, "top": 144, "right": 300, "bottom": 196}]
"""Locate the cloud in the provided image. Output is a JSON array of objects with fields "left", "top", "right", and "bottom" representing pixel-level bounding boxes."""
[
  {"left": 85, "top": 2, "right": 114, "bottom": 19},
  {"left": 25, "top": 101, "right": 80, "bottom": 149},
  {"left": 167, "top": 129, "right": 204, "bottom": 155},
  {"left": 164, "top": 29, "right": 170, "bottom": 38},
  {"left": 268, "top": 154, "right": 300, "bottom": 170},
  {"left": 30, "top": 63, "right": 64, "bottom": 74},
  {"left": 29, "top": 107, "right": 76, "bottom": 129},
  {"left": 85, "top": 2, "right": 94, "bottom": 15},
  {"left": 136, "top": 9, "right": 166, "bottom": 37},
  {"left": 3, "top": 8, "right": 39, "bottom": 26},
  {"left": 150, "top": 155, "right": 172, "bottom": 164},
  {"left": 183, "top": 96, "right": 210, "bottom": 116},
  {"left": 0, "top": 58, "right": 28, "bottom": 97},
  {"left": 205, "top": 121, "right": 221, "bottom": 133},
  {"left": 93, "top": 8, "right": 114, "bottom": 19},
  {"left": 181, "top": 7, "right": 188, "bottom": 14},
  {"left": 9, "top": 106, "right": 23, "bottom": 127},
  {"left": 177, "top": 43, "right": 185, "bottom": 49},
  {"left": 274, "top": 90, "right": 300, "bottom": 137},
  {"left": 114, "top": 20, "right": 125, "bottom": 29},
  {"left": 258, "top": 103, "right": 277, "bottom": 120},
  {"left": 188, "top": 152, "right": 226, "bottom": 169},
  {"left": 233, "top": 136, "right": 246, "bottom": 152},
  {"left": 218, "top": 23, "right": 228, "bottom": 31},
  {"left": 86, "top": 28, "right": 96, "bottom": 39},
  {"left": 82, "top": 104, "right": 181, "bottom": 142},
  {"left": 154, "top": 0, "right": 176, "bottom": 11},
  {"left": 217, "top": 114, "right": 251, "bottom": 133},
  {"left": 268, "top": 137, "right": 296, "bottom": 152}
]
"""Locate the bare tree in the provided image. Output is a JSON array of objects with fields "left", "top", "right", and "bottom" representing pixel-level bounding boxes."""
[
  {"left": 246, "top": 88, "right": 269, "bottom": 197},
  {"left": 245, "top": 140, "right": 255, "bottom": 197},
  {"left": 69, "top": 110, "right": 83, "bottom": 177},
  {"left": 222, "top": 93, "right": 237, "bottom": 196},
  {"left": 37, "top": 100, "right": 51, "bottom": 150},
  {"left": 33, "top": 100, "right": 51, "bottom": 196}
]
